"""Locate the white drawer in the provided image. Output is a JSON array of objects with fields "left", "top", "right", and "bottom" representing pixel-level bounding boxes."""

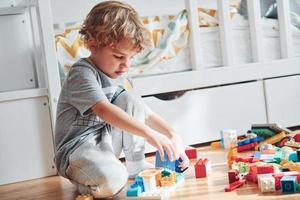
[
  {"left": 264, "top": 75, "right": 300, "bottom": 127},
  {"left": 143, "top": 81, "right": 267, "bottom": 147}
]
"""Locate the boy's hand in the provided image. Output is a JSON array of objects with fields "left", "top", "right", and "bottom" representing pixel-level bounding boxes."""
[
  {"left": 145, "top": 130, "right": 178, "bottom": 162},
  {"left": 170, "top": 134, "right": 190, "bottom": 170}
]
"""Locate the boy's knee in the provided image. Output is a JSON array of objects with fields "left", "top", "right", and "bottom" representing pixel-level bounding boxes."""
[
  {"left": 93, "top": 163, "right": 128, "bottom": 198},
  {"left": 113, "top": 92, "right": 145, "bottom": 116}
]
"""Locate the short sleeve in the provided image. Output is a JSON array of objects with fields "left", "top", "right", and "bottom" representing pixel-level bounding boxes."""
[{"left": 66, "top": 66, "right": 107, "bottom": 116}]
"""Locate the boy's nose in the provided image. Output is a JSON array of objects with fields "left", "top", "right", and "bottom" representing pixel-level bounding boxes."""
[{"left": 121, "top": 58, "right": 131, "bottom": 68}]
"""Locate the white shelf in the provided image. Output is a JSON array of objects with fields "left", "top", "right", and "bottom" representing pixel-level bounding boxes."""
[{"left": 0, "top": 88, "right": 48, "bottom": 102}]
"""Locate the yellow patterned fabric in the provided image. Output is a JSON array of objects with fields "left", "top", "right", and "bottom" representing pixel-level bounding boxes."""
[
  {"left": 55, "top": 6, "right": 238, "bottom": 76},
  {"left": 55, "top": 24, "right": 90, "bottom": 75}
]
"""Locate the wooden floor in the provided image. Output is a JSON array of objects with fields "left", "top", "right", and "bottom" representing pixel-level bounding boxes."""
[{"left": 1, "top": 147, "right": 300, "bottom": 200}]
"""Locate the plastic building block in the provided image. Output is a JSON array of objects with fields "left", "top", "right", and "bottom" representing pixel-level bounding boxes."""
[
  {"left": 281, "top": 176, "right": 298, "bottom": 193},
  {"left": 251, "top": 123, "right": 291, "bottom": 137},
  {"left": 237, "top": 142, "right": 257, "bottom": 152},
  {"left": 249, "top": 136, "right": 264, "bottom": 143},
  {"left": 288, "top": 152, "right": 298, "bottom": 162},
  {"left": 224, "top": 179, "right": 246, "bottom": 192},
  {"left": 75, "top": 194, "right": 93, "bottom": 200},
  {"left": 228, "top": 169, "right": 239, "bottom": 184},
  {"left": 237, "top": 138, "right": 250, "bottom": 146},
  {"left": 139, "top": 169, "right": 161, "bottom": 193},
  {"left": 210, "top": 141, "right": 222, "bottom": 149},
  {"left": 257, "top": 165, "right": 274, "bottom": 175},
  {"left": 258, "top": 174, "right": 275, "bottom": 193},
  {"left": 246, "top": 165, "right": 258, "bottom": 183},
  {"left": 134, "top": 176, "right": 145, "bottom": 192},
  {"left": 281, "top": 161, "right": 300, "bottom": 173},
  {"left": 127, "top": 184, "right": 142, "bottom": 197},
  {"left": 185, "top": 147, "right": 197, "bottom": 159},
  {"left": 126, "top": 170, "right": 185, "bottom": 200},
  {"left": 293, "top": 133, "right": 300, "bottom": 142},
  {"left": 221, "top": 129, "right": 237, "bottom": 149},
  {"left": 155, "top": 151, "right": 186, "bottom": 173},
  {"left": 194, "top": 158, "right": 208, "bottom": 178}
]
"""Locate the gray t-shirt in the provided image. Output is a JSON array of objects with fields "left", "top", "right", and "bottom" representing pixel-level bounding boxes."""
[{"left": 54, "top": 58, "right": 127, "bottom": 178}]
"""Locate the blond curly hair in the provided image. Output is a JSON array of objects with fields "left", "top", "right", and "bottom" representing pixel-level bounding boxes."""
[{"left": 79, "top": 1, "right": 150, "bottom": 52}]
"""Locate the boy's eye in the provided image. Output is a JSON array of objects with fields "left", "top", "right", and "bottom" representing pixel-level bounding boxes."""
[{"left": 114, "top": 55, "right": 124, "bottom": 59}]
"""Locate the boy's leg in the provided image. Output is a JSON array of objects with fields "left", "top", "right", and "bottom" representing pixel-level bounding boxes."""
[
  {"left": 111, "top": 92, "right": 154, "bottom": 177},
  {"left": 66, "top": 129, "right": 128, "bottom": 198}
]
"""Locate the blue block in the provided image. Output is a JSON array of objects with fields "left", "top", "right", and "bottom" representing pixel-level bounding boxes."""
[
  {"left": 281, "top": 176, "right": 298, "bottom": 193},
  {"left": 250, "top": 136, "right": 264, "bottom": 143},
  {"left": 126, "top": 184, "right": 142, "bottom": 197},
  {"left": 155, "top": 151, "right": 184, "bottom": 172},
  {"left": 288, "top": 152, "right": 298, "bottom": 162},
  {"left": 134, "top": 176, "right": 144, "bottom": 192},
  {"left": 237, "top": 138, "right": 250, "bottom": 146},
  {"left": 253, "top": 151, "right": 261, "bottom": 159}
]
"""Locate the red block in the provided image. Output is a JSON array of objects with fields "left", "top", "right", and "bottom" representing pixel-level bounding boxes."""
[
  {"left": 194, "top": 158, "right": 207, "bottom": 178},
  {"left": 237, "top": 142, "right": 257, "bottom": 152},
  {"left": 185, "top": 147, "right": 197, "bottom": 159},
  {"left": 228, "top": 169, "right": 239, "bottom": 184},
  {"left": 246, "top": 165, "right": 258, "bottom": 183},
  {"left": 257, "top": 165, "right": 274, "bottom": 175},
  {"left": 294, "top": 133, "right": 300, "bottom": 142},
  {"left": 234, "top": 156, "right": 253, "bottom": 163},
  {"left": 224, "top": 179, "right": 246, "bottom": 192}
]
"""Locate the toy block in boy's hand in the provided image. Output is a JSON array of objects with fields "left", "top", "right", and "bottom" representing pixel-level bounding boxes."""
[
  {"left": 185, "top": 146, "right": 197, "bottom": 159},
  {"left": 194, "top": 158, "right": 210, "bottom": 178},
  {"left": 155, "top": 151, "right": 187, "bottom": 173},
  {"left": 224, "top": 179, "right": 246, "bottom": 192}
]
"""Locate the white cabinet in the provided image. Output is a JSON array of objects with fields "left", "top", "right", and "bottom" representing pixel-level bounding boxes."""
[
  {"left": 264, "top": 75, "right": 300, "bottom": 127},
  {"left": 0, "top": 94, "right": 56, "bottom": 185},
  {"left": 0, "top": 1, "right": 60, "bottom": 185},
  {"left": 143, "top": 81, "right": 267, "bottom": 146}
]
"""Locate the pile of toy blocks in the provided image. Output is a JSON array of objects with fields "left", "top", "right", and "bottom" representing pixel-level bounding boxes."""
[
  {"left": 224, "top": 123, "right": 300, "bottom": 194},
  {"left": 126, "top": 151, "right": 186, "bottom": 199}
]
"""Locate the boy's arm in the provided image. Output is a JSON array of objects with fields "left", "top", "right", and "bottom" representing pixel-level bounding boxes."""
[
  {"left": 145, "top": 110, "right": 176, "bottom": 138},
  {"left": 91, "top": 100, "right": 178, "bottom": 160},
  {"left": 146, "top": 111, "right": 190, "bottom": 168}
]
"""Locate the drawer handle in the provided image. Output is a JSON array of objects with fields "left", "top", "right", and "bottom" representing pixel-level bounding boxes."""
[{"left": 152, "top": 90, "right": 187, "bottom": 101}]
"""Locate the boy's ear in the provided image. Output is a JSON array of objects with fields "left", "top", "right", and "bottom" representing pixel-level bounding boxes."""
[{"left": 86, "top": 38, "right": 98, "bottom": 54}]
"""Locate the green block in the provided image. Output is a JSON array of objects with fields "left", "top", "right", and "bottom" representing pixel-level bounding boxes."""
[{"left": 251, "top": 128, "right": 276, "bottom": 137}]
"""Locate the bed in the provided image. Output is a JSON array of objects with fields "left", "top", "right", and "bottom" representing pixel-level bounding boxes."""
[{"left": 55, "top": 0, "right": 300, "bottom": 78}]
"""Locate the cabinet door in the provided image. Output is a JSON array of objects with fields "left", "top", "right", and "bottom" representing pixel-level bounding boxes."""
[
  {"left": 0, "top": 11, "right": 36, "bottom": 92},
  {"left": 264, "top": 75, "right": 300, "bottom": 127},
  {"left": 143, "top": 81, "right": 267, "bottom": 147},
  {"left": 0, "top": 97, "right": 56, "bottom": 185}
]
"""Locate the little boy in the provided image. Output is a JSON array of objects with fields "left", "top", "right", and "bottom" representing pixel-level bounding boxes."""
[{"left": 54, "top": 1, "right": 189, "bottom": 198}]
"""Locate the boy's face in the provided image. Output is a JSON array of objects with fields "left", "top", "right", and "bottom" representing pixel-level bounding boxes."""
[{"left": 90, "top": 39, "right": 138, "bottom": 79}]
